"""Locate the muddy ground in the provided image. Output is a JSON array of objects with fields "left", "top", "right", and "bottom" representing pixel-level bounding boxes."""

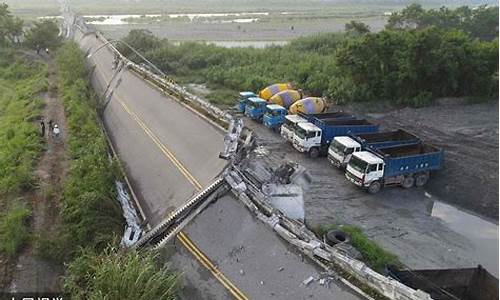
[
  {"left": 345, "top": 99, "right": 499, "bottom": 221},
  {"left": 96, "top": 16, "right": 387, "bottom": 42},
  {"left": 233, "top": 99, "right": 498, "bottom": 277}
]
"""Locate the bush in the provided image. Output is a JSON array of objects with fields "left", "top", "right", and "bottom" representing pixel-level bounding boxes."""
[
  {"left": 48, "top": 42, "right": 124, "bottom": 262},
  {"left": 64, "top": 247, "right": 179, "bottom": 300},
  {"left": 0, "top": 200, "right": 31, "bottom": 256}
]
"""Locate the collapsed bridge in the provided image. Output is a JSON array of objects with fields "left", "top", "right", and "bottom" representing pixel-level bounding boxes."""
[{"left": 62, "top": 11, "right": 436, "bottom": 300}]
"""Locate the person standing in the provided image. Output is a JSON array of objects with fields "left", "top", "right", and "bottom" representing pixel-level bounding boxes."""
[
  {"left": 53, "top": 124, "right": 60, "bottom": 138},
  {"left": 40, "top": 119, "right": 45, "bottom": 137},
  {"left": 48, "top": 119, "right": 53, "bottom": 132}
]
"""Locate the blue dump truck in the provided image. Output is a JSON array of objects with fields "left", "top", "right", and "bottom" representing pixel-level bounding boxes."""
[
  {"left": 328, "top": 129, "right": 420, "bottom": 168},
  {"left": 238, "top": 91, "right": 257, "bottom": 112},
  {"left": 263, "top": 104, "right": 287, "bottom": 130},
  {"left": 292, "top": 119, "right": 379, "bottom": 158},
  {"left": 281, "top": 112, "right": 355, "bottom": 142},
  {"left": 345, "top": 142, "right": 443, "bottom": 193},
  {"left": 244, "top": 97, "right": 267, "bottom": 121}
]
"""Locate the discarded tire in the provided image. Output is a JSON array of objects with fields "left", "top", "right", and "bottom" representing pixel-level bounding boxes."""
[{"left": 325, "top": 230, "right": 350, "bottom": 246}]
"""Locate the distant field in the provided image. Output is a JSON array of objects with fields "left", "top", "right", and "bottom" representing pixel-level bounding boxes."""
[
  {"left": 5, "top": 0, "right": 497, "bottom": 42},
  {"left": 96, "top": 14, "right": 389, "bottom": 42},
  {"left": 5, "top": 0, "right": 497, "bottom": 17}
]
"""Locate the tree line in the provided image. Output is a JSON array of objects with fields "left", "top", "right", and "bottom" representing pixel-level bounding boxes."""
[
  {"left": 119, "top": 4, "right": 498, "bottom": 106},
  {"left": 0, "top": 3, "right": 61, "bottom": 49}
]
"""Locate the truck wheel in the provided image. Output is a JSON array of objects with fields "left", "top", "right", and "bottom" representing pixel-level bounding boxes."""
[
  {"left": 415, "top": 172, "right": 429, "bottom": 187},
  {"left": 402, "top": 176, "right": 415, "bottom": 189},
  {"left": 309, "top": 148, "right": 319, "bottom": 158},
  {"left": 367, "top": 181, "right": 381, "bottom": 194}
]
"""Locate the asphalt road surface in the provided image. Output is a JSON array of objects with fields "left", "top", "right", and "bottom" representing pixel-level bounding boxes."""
[
  {"left": 74, "top": 30, "right": 363, "bottom": 299},
  {"left": 171, "top": 193, "right": 361, "bottom": 300},
  {"left": 77, "top": 30, "right": 227, "bottom": 225}
]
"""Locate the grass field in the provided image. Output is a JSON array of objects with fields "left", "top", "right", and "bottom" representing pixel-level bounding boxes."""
[{"left": 0, "top": 50, "right": 47, "bottom": 257}]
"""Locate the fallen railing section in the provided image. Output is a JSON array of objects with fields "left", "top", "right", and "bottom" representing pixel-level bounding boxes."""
[{"left": 132, "top": 178, "right": 227, "bottom": 249}]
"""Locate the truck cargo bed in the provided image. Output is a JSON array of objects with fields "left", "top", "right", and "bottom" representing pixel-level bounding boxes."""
[
  {"left": 318, "top": 119, "right": 374, "bottom": 126},
  {"left": 300, "top": 111, "right": 353, "bottom": 120},
  {"left": 377, "top": 143, "right": 443, "bottom": 177},
  {"left": 378, "top": 143, "right": 440, "bottom": 157},
  {"left": 355, "top": 130, "right": 420, "bottom": 149},
  {"left": 356, "top": 129, "right": 418, "bottom": 144}
]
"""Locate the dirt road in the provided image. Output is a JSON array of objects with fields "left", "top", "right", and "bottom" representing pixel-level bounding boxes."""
[{"left": 7, "top": 53, "right": 66, "bottom": 293}]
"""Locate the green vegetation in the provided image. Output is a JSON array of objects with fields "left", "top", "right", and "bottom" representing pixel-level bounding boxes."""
[
  {"left": 64, "top": 247, "right": 179, "bottom": 300},
  {"left": 0, "top": 48, "right": 46, "bottom": 257},
  {"left": 0, "top": 200, "right": 31, "bottom": 256},
  {"left": 1, "top": 6, "right": 179, "bottom": 297},
  {"left": 42, "top": 41, "right": 179, "bottom": 299},
  {"left": 387, "top": 4, "right": 498, "bottom": 40},
  {"left": 0, "top": 51, "right": 46, "bottom": 195},
  {"left": 120, "top": 4, "right": 498, "bottom": 107},
  {"left": 0, "top": 3, "right": 23, "bottom": 46},
  {"left": 24, "top": 19, "right": 62, "bottom": 50},
  {"left": 37, "top": 42, "right": 124, "bottom": 262},
  {"left": 313, "top": 224, "right": 400, "bottom": 272},
  {"left": 1, "top": 3, "right": 60, "bottom": 49},
  {"left": 345, "top": 20, "right": 371, "bottom": 35}
]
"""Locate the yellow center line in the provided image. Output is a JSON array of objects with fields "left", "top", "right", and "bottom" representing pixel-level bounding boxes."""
[
  {"left": 91, "top": 55, "right": 248, "bottom": 300},
  {"left": 115, "top": 97, "right": 203, "bottom": 190},
  {"left": 178, "top": 232, "right": 249, "bottom": 300}
]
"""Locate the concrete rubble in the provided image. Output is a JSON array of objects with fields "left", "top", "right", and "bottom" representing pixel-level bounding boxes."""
[{"left": 224, "top": 146, "right": 433, "bottom": 299}]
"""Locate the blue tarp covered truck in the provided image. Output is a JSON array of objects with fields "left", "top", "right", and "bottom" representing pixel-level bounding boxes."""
[
  {"left": 292, "top": 119, "right": 379, "bottom": 158},
  {"left": 328, "top": 129, "right": 420, "bottom": 168},
  {"left": 345, "top": 142, "right": 443, "bottom": 193}
]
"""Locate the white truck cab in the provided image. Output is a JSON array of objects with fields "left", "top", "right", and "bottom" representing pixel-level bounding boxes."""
[
  {"left": 327, "top": 136, "right": 362, "bottom": 168},
  {"left": 281, "top": 114, "right": 308, "bottom": 142},
  {"left": 345, "top": 151, "right": 385, "bottom": 193},
  {"left": 292, "top": 122, "right": 322, "bottom": 154}
]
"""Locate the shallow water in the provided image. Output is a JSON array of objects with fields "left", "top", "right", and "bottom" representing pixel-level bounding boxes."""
[
  {"left": 430, "top": 198, "right": 499, "bottom": 277},
  {"left": 172, "top": 40, "right": 288, "bottom": 48},
  {"left": 48, "top": 12, "right": 272, "bottom": 25},
  {"left": 168, "top": 12, "right": 269, "bottom": 21},
  {"left": 84, "top": 14, "right": 161, "bottom": 25}
]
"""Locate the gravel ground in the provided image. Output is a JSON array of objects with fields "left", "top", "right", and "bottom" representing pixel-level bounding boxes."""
[
  {"left": 345, "top": 100, "right": 499, "bottom": 221},
  {"left": 238, "top": 100, "right": 499, "bottom": 276}
]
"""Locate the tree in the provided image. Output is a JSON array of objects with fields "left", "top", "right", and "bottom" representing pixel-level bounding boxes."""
[
  {"left": 386, "top": 3, "right": 426, "bottom": 30},
  {"left": 386, "top": 4, "right": 499, "bottom": 40},
  {"left": 120, "top": 29, "right": 162, "bottom": 55},
  {"left": 0, "top": 3, "right": 23, "bottom": 45},
  {"left": 345, "top": 21, "right": 370, "bottom": 35},
  {"left": 24, "top": 20, "right": 62, "bottom": 50}
]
